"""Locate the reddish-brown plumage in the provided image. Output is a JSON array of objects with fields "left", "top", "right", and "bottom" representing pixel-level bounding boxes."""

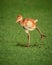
[{"left": 16, "top": 15, "right": 38, "bottom": 31}]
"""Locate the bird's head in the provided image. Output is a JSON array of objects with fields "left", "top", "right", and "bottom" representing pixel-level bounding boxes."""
[{"left": 16, "top": 15, "right": 23, "bottom": 23}]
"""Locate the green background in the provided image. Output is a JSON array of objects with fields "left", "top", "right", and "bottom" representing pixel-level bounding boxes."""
[{"left": 0, "top": 0, "right": 52, "bottom": 65}]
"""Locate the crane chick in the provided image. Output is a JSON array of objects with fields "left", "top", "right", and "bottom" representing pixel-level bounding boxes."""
[{"left": 16, "top": 15, "right": 45, "bottom": 47}]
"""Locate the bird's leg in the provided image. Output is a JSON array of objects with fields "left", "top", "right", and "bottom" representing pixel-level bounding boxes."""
[
  {"left": 36, "top": 26, "right": 46, "bottom": 39},
  {"left": 28, "top": 32, "right": 30, "bottom": 45},
  {"left": 25, "top": 29, "right": 30, "bottom": 47}
]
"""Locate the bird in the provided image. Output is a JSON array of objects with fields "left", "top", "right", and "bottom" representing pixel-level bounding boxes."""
[{"left": 16, "top": 15, "right": 45, "bottom": 47}]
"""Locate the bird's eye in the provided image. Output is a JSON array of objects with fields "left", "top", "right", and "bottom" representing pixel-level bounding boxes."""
[{"left": 16, "top": 16, "right": 20, "bottom": 19}]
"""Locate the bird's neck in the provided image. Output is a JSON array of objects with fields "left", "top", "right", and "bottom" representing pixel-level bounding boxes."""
[{"left": 19, "top": 19, "right": 24, "bottom": 26}]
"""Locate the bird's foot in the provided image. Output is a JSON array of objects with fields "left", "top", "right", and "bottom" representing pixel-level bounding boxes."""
[
  {"left": 25, "top": 44, "right": 30, "bottom": 47},
  {"left": 41, "top": 34, "right": 46, "bottom": 40}
]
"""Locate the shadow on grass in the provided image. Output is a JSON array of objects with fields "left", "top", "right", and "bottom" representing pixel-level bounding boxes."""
[{"left": 16, "top": 42, "right": 41, "bottom": 48}]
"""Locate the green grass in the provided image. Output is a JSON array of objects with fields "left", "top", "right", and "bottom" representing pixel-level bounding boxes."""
[{"left": 0, "top": 0, "right": 52, "bottom": 65}]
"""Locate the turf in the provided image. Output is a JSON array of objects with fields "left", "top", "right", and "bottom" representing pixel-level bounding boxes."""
[{"left": 0, "top": 0, "right": 52, "bottom": 65}]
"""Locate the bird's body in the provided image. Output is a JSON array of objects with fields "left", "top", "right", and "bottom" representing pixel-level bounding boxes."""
[
  {"left": 16, "top": 15, "right": 45, "bottom": 47},
  {"left": 20, "top": 18, "right": 37, "bottom": 31},
  {"left": 16, "top": 15, "right": 38, "bottom": 31}
]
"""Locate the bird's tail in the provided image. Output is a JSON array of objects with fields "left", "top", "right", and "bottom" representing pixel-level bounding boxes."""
[{"left": 35, "top": 19, "right": 38, "bottom": 22}]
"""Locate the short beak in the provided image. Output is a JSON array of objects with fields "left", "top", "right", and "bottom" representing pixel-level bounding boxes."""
[{"left": 16, "top": 21, "right": 18, "bottom": 23}]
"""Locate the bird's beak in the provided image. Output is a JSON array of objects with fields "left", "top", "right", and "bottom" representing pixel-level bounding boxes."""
[
  {"left": 16, "top": 20, "right": 18, "bottom": 23},
  {"left": 16, "top": 21, "right": 17, "bottom": 23}
]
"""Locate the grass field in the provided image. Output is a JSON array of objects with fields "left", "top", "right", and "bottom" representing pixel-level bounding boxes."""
[{"left": 0, "top": 0, "right": 52, "bottom": 65}]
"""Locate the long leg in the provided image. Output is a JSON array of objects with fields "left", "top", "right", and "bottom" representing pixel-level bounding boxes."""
[
  {"left": 36, "top": 26, "right": 46, "bottom": 39},
  {"left": 25, "top": 29, "right": 30, "bottom": 47}
]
